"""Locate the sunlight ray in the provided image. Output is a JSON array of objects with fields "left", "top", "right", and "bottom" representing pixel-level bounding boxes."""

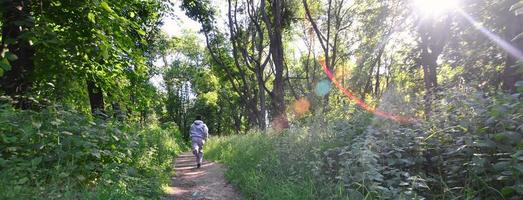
[{"left": 457, "top": 9, "right": 523, "bottom": 60}]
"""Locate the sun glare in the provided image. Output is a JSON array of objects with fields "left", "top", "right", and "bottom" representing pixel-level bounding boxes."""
[{"left": 413, "top": 0, "right": 460, "bottom": 17}]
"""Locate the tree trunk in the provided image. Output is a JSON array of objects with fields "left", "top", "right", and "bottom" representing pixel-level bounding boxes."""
[
  {"left": 0, "top": 0, "right": 35, "bottom": 109},
  {"left": 256, "top": 70, "right": 267, "bottom": 130},
  {"left": 140, "top": 109, "right": 146, "bottom": 126},
  {"left": 227, "top": 0, "right": 261, "bottom": 128},
  {"left": 248, "top": 0, "right": 271, "bottom": 131},
  {"left": 375, "top": 58, "right": 381, "bottom": 96},
  {"left": 111, "top": 102, "right": 124, "bottom": 121},
  {"left": 87, "top": 80, "right": 105, "bottom": 116},
  {"left": 501, "top": 1, "right": 523, "bottom": 93},
  {"left": 270, "top": 35, "right": 288, "bottom": 130},
  {"left": 421, "top": 46, "right": 438, "bottom": 117},
  {"left": 418, "top": 18, "right": 450, "bottom": 117},
  {"left": 234, "top": 113, "right": 242, "bottom": 134},
  {"left": 262, "top": 0, "right": 288, "bottom": 130}
]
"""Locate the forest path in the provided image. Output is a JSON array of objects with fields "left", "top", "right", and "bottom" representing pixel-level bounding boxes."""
[{"left": 163, "top": 152, "right": 241, "bottom": 200}]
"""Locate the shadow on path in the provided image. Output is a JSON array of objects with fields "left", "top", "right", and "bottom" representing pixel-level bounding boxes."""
[{"left": 163, "top": 152, "right": 241, "bottom": 200}]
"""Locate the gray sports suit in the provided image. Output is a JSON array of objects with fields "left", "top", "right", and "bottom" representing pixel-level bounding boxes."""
[{"left": 189, "top": 120, "right": 209, "bottom": 165}]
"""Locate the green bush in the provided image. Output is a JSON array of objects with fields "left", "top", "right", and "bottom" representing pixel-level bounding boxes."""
[
  {"left": 205, "top": 133, "right": 317, "bottom": 200},
  {"left": 205, "top": 91, "right": 523, "bottom": 200},
  {"left": 0, "top": 104, "right": 186, "bottom": 199}
]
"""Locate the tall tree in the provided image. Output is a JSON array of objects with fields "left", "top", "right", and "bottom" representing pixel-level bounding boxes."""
[
  {"left": 260, "top": 0, "right": 289, "bottom": 129},
  {"left": 417, "top": 14, "right": 451, "bottom": 116},
  {"left": 228, "top": 0, "right": 272, "bottom": 130},
  {"left": 182, "top": 0, "right": 269, "bottom": 130}
]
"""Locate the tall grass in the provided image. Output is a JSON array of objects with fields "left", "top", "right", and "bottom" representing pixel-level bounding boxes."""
[
  {"left": 205, "top": 133, "right": 314, "bottom": 200},
  {"left": 205, "top": 126, "right": 357, "bottom": 200},
  {"left": 204, "top": 91, "right": 523, "bottom": 200}
]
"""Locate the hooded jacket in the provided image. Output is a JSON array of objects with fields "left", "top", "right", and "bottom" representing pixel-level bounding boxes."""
[{"left": 189, "top": 120, "right": 209, "bottom": 139}]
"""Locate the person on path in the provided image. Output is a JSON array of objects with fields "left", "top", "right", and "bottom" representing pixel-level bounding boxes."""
[{"left": 189, "top": 115, "right": 209, "bottom": 168}]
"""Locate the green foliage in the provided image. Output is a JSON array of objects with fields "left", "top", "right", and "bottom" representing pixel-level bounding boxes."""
[
  {"left": 205, "top": 133, "right": 318, "bottom": 200},
  {"left": 158, "top": 31, "right": 245, "bottom": 136},
  {"left": 181, "top": 0, "right": 215, "bottom": 33},
  {"left": 0, "top": 102, "right": 185, "bottom": 199},
  {"left": 205, "top": 90, "right": 523, "bottom": 199},
  {"left": 0, "top": 0, "right": 170, "bottom": 116}
]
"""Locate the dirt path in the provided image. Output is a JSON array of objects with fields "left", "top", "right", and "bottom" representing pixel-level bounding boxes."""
[{"left": 163, "top": 152, "right": 241, "bottom": 200}]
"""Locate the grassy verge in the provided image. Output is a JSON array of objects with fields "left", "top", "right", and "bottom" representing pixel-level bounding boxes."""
[
  {"left": 204, "top": 92, "right": 523, "bottom": 199},
  {"left": 0, "top": 104, "right": 186, "bottom": 199},
  {"left": 205, "top": 130, "right": 347, "bottom": 200}
]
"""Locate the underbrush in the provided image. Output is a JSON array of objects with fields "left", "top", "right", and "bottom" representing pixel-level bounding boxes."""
[
  {"left": 0, "top": 104, "right": 186, "bottom": 199},
  {"left": 205, "top": 91, "right": 523, "bottom": 200},
  {"left": 205, "top": 133, "right": 318, "bottom": 199}
]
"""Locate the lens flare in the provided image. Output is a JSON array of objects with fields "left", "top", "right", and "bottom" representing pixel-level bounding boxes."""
[
  {"left": 320, "top": 61, "right": 418, "bottom": 124},
  {"left": 271, "top": 115, "right": 288, "bottom": 132},
  {"left": 315, "top": 80, "right": 332, "bottom": 96},
  {"left": 457, "top": 9, "right": 523, "bottom": 60},
  {"left": 292, "top": 97, "right": 311, "bottom": 116}
]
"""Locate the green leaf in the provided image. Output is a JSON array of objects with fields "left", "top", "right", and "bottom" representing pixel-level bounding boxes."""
[
  {"left": 88, "top": 12, "right": 96, "bottom": 23},
  {"left": 31, "top": 157, "right": 42, "bottom": 166},
  {"left": 0, "top": 68, "right": 3, "bottom": 77},
  {"left": 137, "top": 29, "right": 146, "bottom": 36},
  {"left": 515, "top": 184, "right": 523, "bottom": 195},
  {"left": 100, "top": 2, "right": 114, "bottom": 13},
  {"left": 512, "top": 150, "right": 523, "bottom": 161},
  {"left": 129, "top": 12, "right": 135, "bottom": 18},
  {"left": 51, "top": 1, "right": 61, "bottom": 6},
  {"left": 4, "top": 38, "right": 16, "bottom": 45},
  {"left": 348, "top": 190, "right": 364, "bottom": 200},
  {"left": 6, "top": 52, "right": 18, "bottom": 61},
  {"left": 101, "top": 47, "right": 109, "bottom": 59},
  {"left": 50, "top": 119, "right": 63, "bottom": 126},
  {"left": 5, "top": 147, "right": 17, "bottom": 152},
  {"left": 91, "top": 151, "right": 101, "bottom": 159},
  {"left": 111, "top": 135, "right": 119, "bottom": 141},
  {"left": 0, "top": 158, "right": 6, "bottom": 167},
  {"left": 494, "top": 133, "right": 507, "bottom": 142},
  {"left": 0, "top": 58, "right": 11, "bottom": 71},
  {"left": 32, "top": 121, "right": 42, "bottom": 129},
  {"left": 502, "top": 187, "right": 515, "bottom": 197},
  {"left": 62, "top": 131, "right": 73, "bottom": 136},
  {"left": 59, "top": 172, "right": 69, "bottom": 178},
  {"left": 513, "top": 164, "right": 523, "bottom": 173},
  {"left": 492, "top": 131, "right": 521, "bottom": 144},
  {"left": 77, "top": 175, "right": 86, "bottom": 181},
  {"left": 17, "top": 177, "right": 29, "bottom": 185},
  {"left": 493, "top": 161, "right": 511, "bottom": 171}
]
